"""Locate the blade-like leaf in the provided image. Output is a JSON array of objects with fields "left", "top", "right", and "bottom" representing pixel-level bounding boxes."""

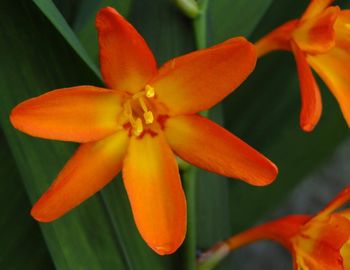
[
  {"left": 199, "top": 0, "right": 349, "bottom": 269},
  {"left": 0, "top": 1, "right": 131, "bottom": 269},
  {"left": 58, "top": 0, "right": 132, "bottom": 63},
  {"left": 33, "top": 0, "right": 100, "bottom": 77},
  {"left": 0, "top": 130, "right": 54, "bottom": 270}
]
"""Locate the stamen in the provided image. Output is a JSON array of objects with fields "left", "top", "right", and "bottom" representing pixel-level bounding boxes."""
[
  {"left": 139, "top": 97, "right": 148, "bottom": 113},
  {"left": 124, "top": 101, "right": 132, "bottom": 117},
  {"left": 144, "top": 111, "right": 154, "bottom": 124},
  {"left": 145, "top": 85, "right": 155, "bottom": 98},
  {"left": 133, "top": 118, "right": 143, "bottom": 136}
]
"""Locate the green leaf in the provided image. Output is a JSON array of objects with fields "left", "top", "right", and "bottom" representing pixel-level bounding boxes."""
[
  {"left": 202, "top": 4, "right": 349, "bottom": 270},
  {"left": 198, "top": 0, "right": 349, "bottom": 268},
  {"left": 72, "top": 0, "right": 132, "bottom": 63},
  {"left": 0, "top": 1, "right": 131, "bottom": 269},
  {"left": 0, "top": 0, "right": 194, "bottom": 269},
  {"left": 33, "top": 0, "right": 100, "bottom": 77},
  {"left": 0, "top": 130, "right": 54, "bottom": 270},
  {"left": 206, "top": 0, "right": 274, "bottom": 45},
  {"left": 225, "top": 0, "right": 348, "bottom": 233}
]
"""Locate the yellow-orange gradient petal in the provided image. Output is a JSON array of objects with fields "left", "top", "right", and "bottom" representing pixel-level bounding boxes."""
[
  {"left": 31, "top": 130, "right": 129, "bottom": 222},
  {"left": 96, "top": 7, "right": 157, "bottom": 93},
  {"left": 293, "top": 6, "right": 339, "bottom": 54},
  {"left": 335, "top": 10, "right": 350, "bottom": 49},
  {"left": 292, "top": 214, "right": 350, "bottom": 270},
  {"left": 164, "top": 115, "right": 278, "bottom": 186},
  {"left": 318, "top": 185, "right": 350, "bottom": 217},
  {"left": 291, "top": 41, "right": 322, "bottom": 132},
  {"left": 151, "top": 37, "right": 256, "bottom": 115},
  {"left": 301, "top": 0, "right": 335, "bottom": 21},
  {"left": 255, "top": 20, "right": 298, "bottom": 57},
  {"left": 341, "top": 241, "right": 350, "bottom": 270},
  {"left": 10, "top": 86, "right": 125, "bottom": 142},
  {"left": 122, "top": 133, "right": 186, "bottom": 255},
  {"left": 307, "top": 47, "right": 350, "bottom": 127}
]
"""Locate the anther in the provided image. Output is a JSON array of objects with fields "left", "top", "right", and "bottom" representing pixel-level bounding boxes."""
[
  {"left": 143, "top": 111, "right": 154, "bottom": 124},
  {"left": 145, "top": 85, "right": 155, "bottom": 98},
  {"left": 133, "top": 118, "right": 143, "bottom": 136},
  {"left": 139, "top": 97, "right": 148, "bottom": 113}
]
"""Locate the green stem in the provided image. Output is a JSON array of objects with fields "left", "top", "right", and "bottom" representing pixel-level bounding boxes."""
[
  {"left": 192, "top": 0, "right": 209, "bottom": 49},
  {"left": 183, "top": 166, "right": 198, "bottom": 270},
  {"left": 183, "top": 1, "right": 209, "bottom": 270}
]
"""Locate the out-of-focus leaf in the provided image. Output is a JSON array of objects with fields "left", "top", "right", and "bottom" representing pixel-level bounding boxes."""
[
  {"left": 0, "top": 1, "right": 136, "bottom": 269},
  {"left": 206, "top": 0, "right": 274, "bottom": 45},
  {"left": 33, "top": 0, "right": 100, "bottom": 76},
  {"left": 0, "top": 130, "right": 54, "bottom": 270},
  {"left": 199, "top": 0, "right": 349, "bottom": 269},
  {"left": 0, "top": 0, "right": 196, "bottom": 269},
  {"left": 196, "top": 0, "right": 277, "bottom": 251},
  {"left": 52, "top": 0, "right": 131, "bottom": 64},
  {"left": 225, "top": 0, "right": 349, "bottom": 232}
]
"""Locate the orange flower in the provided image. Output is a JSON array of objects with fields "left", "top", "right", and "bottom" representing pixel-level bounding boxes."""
[
  {"left": 198, "top": 186, "right": 350, "bottom": 270},
  {"left": 255, "top": 0, "right": 350, "bottom": 132},
  {"left": 10, "top": 7, "right": 277, "bottom": 255}
]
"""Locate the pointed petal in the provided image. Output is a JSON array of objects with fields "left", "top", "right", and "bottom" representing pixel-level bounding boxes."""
[
  {"left": 255, "top": 20, "right": 298, "bottom": 57},
  {"left": 307, "top": 46, "right": 350, "bottom": 127},
  {"left": 164, "top": 115, "right": 278, "bottom": 186},
  {"left": 10, "top": 86, "right": 125, "bottom": 142},
  {"left": 318, "top": 185, "right": 350, "bottom": 217},
  {"left": 291, "top": 41, "right": 322, "bottom": 132},
  {"left": 31, "top": 130, "right": 129, "bottom": 222},
  {"left": 301, "top": 0, "right": 335, "bottom": 20},
  {"left": 151, "top": 37, "right": 256, "bottom": 115},
  {"left": 122, "top": 133, "right": 186, "bottom": 255},
  {"left": 293, "top": 6, "right": 339, "bottom": 54},
  {"left": 96, "top": 7, "right": 157, "bottom": 93}
]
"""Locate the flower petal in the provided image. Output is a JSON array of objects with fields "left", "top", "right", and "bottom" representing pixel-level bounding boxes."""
[
  {"left": 318, "top": 185, "right": 350, "bottom": 217},
  {"left": 335, "top": 10, "right": 350, "bottom": 49},
  {"left": 292, "top": 214, "right": 350, "bottom": 270},
  {"left": 307, "top": 46, "right": 350, "bottom": 127},
  {"left": 301, "top": 0, "right": 335, "bottom": 20},
  {"left": 293, "top": 6, "right": 339, "bottom": 54},
  {"left": 164, "top": 115, "right": 278, "bottom": 186},
  {"left": 122, "top": 132, "right": 186, "bottom": 255},
  {"left": 151, "top": 37, "right": 256, "bottom": 115},
  {"left": 31, "top": 130, "right": 129, "bottom": 222},
  {"left": 96, "top": 7, "right": 157, "bottom": 93},
  {"left": 291, "top": 41, "right": 322, "bottom": 132},
  {"left": 10, "top": 86, "right": 125, "bottom": 142},
  {"left": 341, "top": 241, "right": 350, "bottom": 270},
  {"left": 255, "top": 20, "right": 298, "bottom": 57}
]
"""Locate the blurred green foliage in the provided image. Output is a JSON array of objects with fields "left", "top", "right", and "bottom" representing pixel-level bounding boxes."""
[{"left": 0, "top": 0, "right": 348, "bottom": 269}]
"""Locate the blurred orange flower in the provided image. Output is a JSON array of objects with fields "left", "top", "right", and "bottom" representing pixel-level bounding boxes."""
[
  {"left": 256, "top": 0, "right": 350, "bottom": 131},
  {"left": 199, "top": 186, "right": 350, "bottom": 270},
  {"left": 10, "top": 7, "right": 277, "bottom": 254}
]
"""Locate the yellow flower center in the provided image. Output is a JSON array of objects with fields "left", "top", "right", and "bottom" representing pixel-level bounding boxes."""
[{"left": 122, "top": 84, "right": 156, "bottom": 136}]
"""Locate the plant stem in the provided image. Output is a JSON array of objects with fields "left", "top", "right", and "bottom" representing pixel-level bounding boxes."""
[
  {"left": 183, "top": 1, "right": 209, "bottom": 270},
  {"left": 183, "top": 166, "right": 199, "bottom": 270},
  {"left": 193, "top": 0, "right": 209, "bottom": 49}
]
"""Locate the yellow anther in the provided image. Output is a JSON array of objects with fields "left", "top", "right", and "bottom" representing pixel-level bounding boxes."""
[
  {"left": 133, "top": 118, "right": 143, "bottom": 136},
  {"left": 124, "top": 101, "right": 132, "bottom": 117},
  {"left": 139, "top": 97, "right": 148, "bottom": 113},
  {"left": 144, "top": 111, "right": 154, "bottom": 124},
  {"left": 346, "top": 23, "right": 350, "bottom": 29},
  {"left": 145, "top": 85, "right": 155, "bottom": 98}
]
